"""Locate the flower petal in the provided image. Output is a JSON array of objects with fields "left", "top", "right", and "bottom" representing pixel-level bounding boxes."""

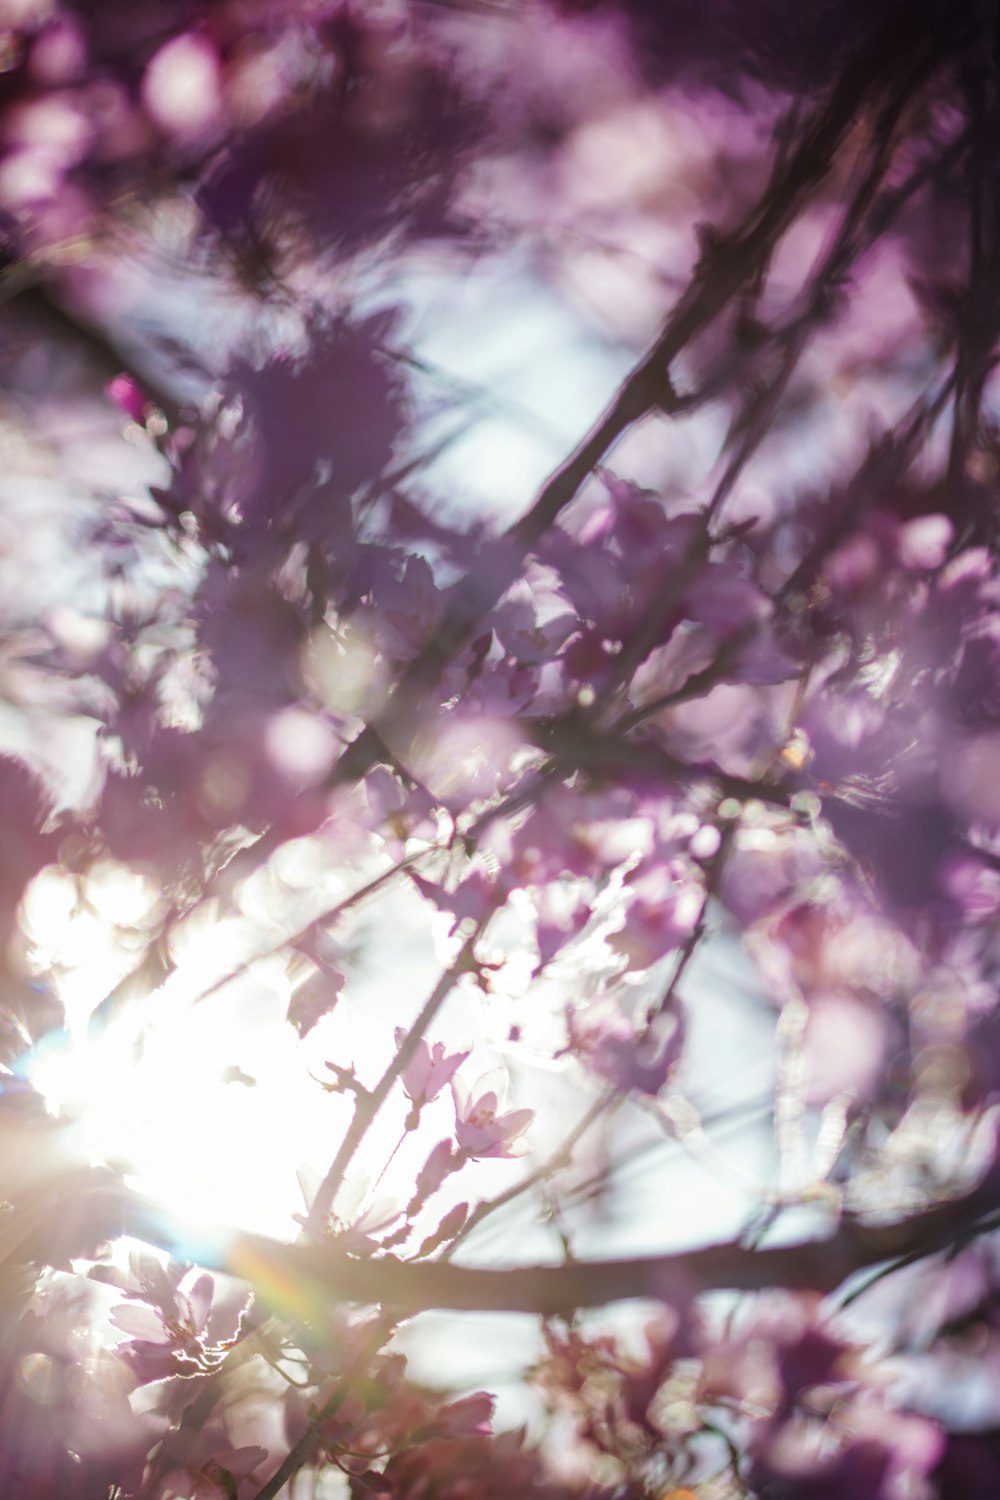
[{"left": 110, "top": 1302, "right": 168, "bottom": 1342}]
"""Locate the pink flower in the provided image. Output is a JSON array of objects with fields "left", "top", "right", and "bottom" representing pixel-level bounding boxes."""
[
  {"left": 303, "top": 1170, "right": 403, "bottom": 1252},
  {"left": 567, "top": 999, "right": 685, "bottom": 1097},
  {"left": 608, "top": 860, "right": 703, "bottom": 973},
  {"left": 110, "top": 1267, "right": 215, "bottom": 1383},
  {"left": 101, "top": 1256, "right": 248, "bottom": 1386},
  {"left": 451, "top": 1077, "right": 533, "bottom": 1160},
  {"left": 411, "top": 867, "right": 502, "bottom": 933},
  {"left": 106, "top": 372, "right": 148, "bottom": 425},
  {"left": 431, "top": 1392, "right": 495, "bottom": 1438},
  {"left": 395, "top": 1028, "right": 470, "bottom": 1112},
  {"left": 159, "top": 1427, "right": 269, "bottom": 1499}
]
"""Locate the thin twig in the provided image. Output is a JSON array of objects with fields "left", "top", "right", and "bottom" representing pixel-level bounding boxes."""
[
  {"left": 331, "top": 14, "right": 918, "bottom": 791},
  {"left": 306, "top": 915, "right": 493, "bottom": 1234}
]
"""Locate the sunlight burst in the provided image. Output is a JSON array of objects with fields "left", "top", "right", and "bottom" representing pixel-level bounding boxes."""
[{"left": 22, "top": 862, "right": 350, "bottom": 1245}]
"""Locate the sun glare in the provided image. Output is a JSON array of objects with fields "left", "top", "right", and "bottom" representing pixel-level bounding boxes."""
[
  {"left": 20, "top": 860, "right": 360, "bottom": 1247},
  {"left": 28, "top": 995, "right": 319, "bottom": 1244},
  {"left": 20, "top": 852, "right": 526, "bottom": 1264}
]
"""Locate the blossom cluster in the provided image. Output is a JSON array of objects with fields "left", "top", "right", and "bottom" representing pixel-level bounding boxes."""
[{"left": 2, "top": 0, "right": 1000, "bottom": 1497}]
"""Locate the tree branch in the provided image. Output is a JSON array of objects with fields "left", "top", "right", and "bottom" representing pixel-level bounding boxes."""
[
  {"left": 305, "top": 916, "right": 492, "bottom": 1234},
  {"left": 333, "top": 7, "right": 928, "bottom": 791},
  {"left": 233, "top": 1181, "right": 1000, "bottom": 1318}
]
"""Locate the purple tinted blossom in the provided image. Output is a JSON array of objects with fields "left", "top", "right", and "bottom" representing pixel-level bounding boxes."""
[
  {"left": 545, "top": 475, "right": 784, "bottom": 692},
  {"left": 951, "top": 623, "right": 1000, "bottom": 731},
  {"left": 619, "top": 1314, "right": 687, "bottom": 1432},
  {"left": 729, "top": 622, "right": 801, "bottom": 684},
  {"left": 378, "top": 1427, "right": 571, "bottom": 1500},
  {"left": 29, "top": 14, "right": 87, "bottom": 86},
  {"left": 116, "top": 1332, "right": 197, "bottom": 1386},
  {"left": 411, "top": 867, "right": 503, "bottom": 933},
  {"left": 0, "top": 0, "right": 480, "bottom": 272},
  {"left": 0, "top": 757, "right": 57, "bottom": 993},
  {"left": 100, "top": 708, "right": 334, "bottom": 867},
  {"left": 939, "top": 856, "right": 1000, "bottom": 923},
  {"left": 786, "top": 530, "right": 1000, "bottom": 919},
  {"left": 197, "top": 36, "right": 481, "bottom": 253},
  {"left": 697, "top": 1298, "right": 941, "bottom": 1498},
  {"left": 718, "top": 824, "right": 816, "bottom": 926},
  {"left": 747, "top": 894, "right": 901, "bottom": 1002},
  {"left": 0, "top": 1343, "right": 163, "bottom": 1500},
  {"left": 105, "top": 372, "right": 147, "bottom": 425},
  {"left": 486, "top": 783, "right": 653, "bottom": 887},
  {"left": 658, "top": 675, "right": 790, "bottom": 781},
  {"left": 697, "top": 1296, "right": 858, "bottom": 1416},
  {"left": 897, "top": 513, "right": 953, "bottom": 571},
  {"left": 958, "top": 1007, "right": 1000, "bottom": 1108},
  {"left": 365, "top": 768, "right": 438, "bottom": 850},
  {"left": 749, "top": 1404, "right": 944, "bottom": 1500},
  {"left": 98, "top": 744, "right": 204, "bottom": 874},
  {"left": 800, "top": 991, "right": 892, "bottom": 1107},
  {"left": 0, "top": 1267, "right": 168, "bottom": 1493},
  {"left": 608, "top": 858, "right": 703, "bottom": 972},
  {"left": 452, "top": 1077, "right": 533, "bottom": 1159},
  {"left": 562, "top": 626, "right": 621, "bottom": 683},
  {"left": 283, "top": 1355, "right": 504, "bottom": 1490},
  {"left": 822, "top": 507, "right": 955, "bottom": 603},
  {"left": 491, "top": 584, "right": 578, "bottom": 668},
  {"left": 346, "top": 550, "right": 445, "bottom": 666},
  {"left": 107, "top": 1267, "right": 229, "bottom": 1386},
  {"left": 226, "top": 318, "right": 407, "bottom": 534},
  {"left": 10, "top": 2, "right": 1000, "bottom": 1493},
  {"left": 333, "top": 1202, "right": 402, "bottom": 1256},
  {"left": 532, "top": 882, "right": 592, "bottom": 971},
  {"left": 409, "top": 708, "right": 527, "bottom": 813},
  {"left": 431, "top": 1392, "right": 495, "bottom": 1438},
  {"left": 306, "top": 1170, "right": 403, "bottom": 1253},
  {"left": 543, "top": 495, "right": 702, "bottom": 671},
  {"left": 159, "top": 1429, "right": 269, "bottom": 1500},
  {"left": 685, "top": 557, "right": 769, "bottom": 636},
  {"left": 154, "top": 324, "right": 406, "bottom": 562},
  {"left": 90, "top": 1242, "right": 179, "bottom": 1305},
  {"left": 395, "top": 1028, "right": 470, "bottom": 1112},
  {"left": 568, "top": 999, "right": 685, "bottom": 1096},
  {"left": 115, "top": 1270, "right": 209, "bottom": 1344},
  {"left": 195, "top": 567, "right": 307, "bottom": 704}
]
